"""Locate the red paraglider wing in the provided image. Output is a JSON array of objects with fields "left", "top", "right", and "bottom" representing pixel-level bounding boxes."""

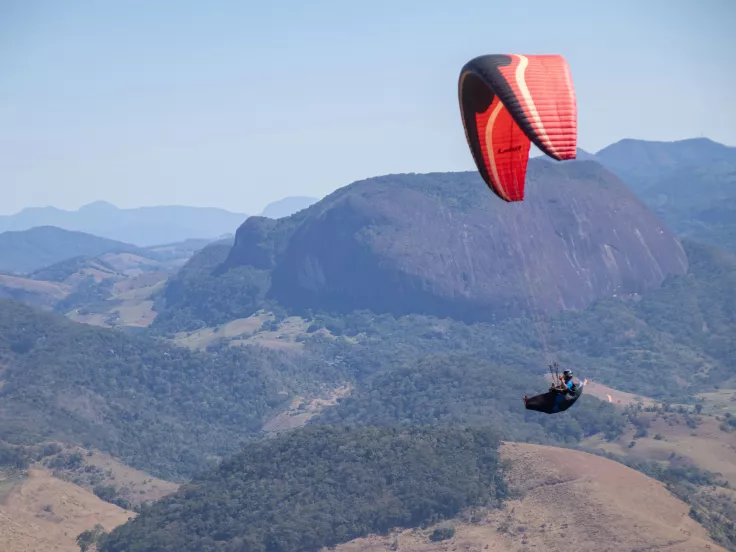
[
  {"left": 471, "top": 95, "right": 532, "bottom": 202},
  {"left": 458, "top": 54, "right": 577, "bottom": 202}
]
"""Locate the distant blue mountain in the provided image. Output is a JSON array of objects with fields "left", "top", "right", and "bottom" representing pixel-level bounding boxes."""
[
  {"left": 0, "top": 201, "right": 247, "bottom": 247},
  {"left": 0, "top": 225, "right": 146, "bottom": 274},
  {"left": 592, "top": 137, "right": 736, "bottom": 252},
  {"left": 259, "top": 196, "right": 319, "bottom": 219}
]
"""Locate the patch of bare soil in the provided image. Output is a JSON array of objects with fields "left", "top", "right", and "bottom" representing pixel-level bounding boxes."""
[
  {"left": 45, "top": 445, "right": 179, "bottom": 506},
  {"left": 172, "top": 314, "right": 336, "bottom": 352},
  {"left": 330, "top": 442, "right": 725, "bottom": 552},
  {"left": 80, "top": 449, "right": 179, "bottom": 504},
  {"left": 0, "top": 275, "right": 71, "bottom": 309},
  {"left": 111, "top": 271, "right": 168, "bottom": 295},
  {"left": 0, "top": 468, "right": 132, "bottom": 552},
  {"left": 580, "top": 379, "right": 660, "bottom": 409},
  {"left": 172, "top": 315, "right": 269, "bottom": 350},
  {"left": 99, "top": 252, "right": 162, "bottom": 275},
  {"left": 586, "top": 412, "right": 736, "bottom": 487},
  {"left": 0, "top": 275, "right": 71, "bottom": 298},
  {"left": 262, "top": 385, "right": 352, "bottom": 434}
]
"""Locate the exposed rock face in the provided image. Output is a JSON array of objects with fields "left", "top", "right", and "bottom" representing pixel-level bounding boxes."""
[{"left": 222, "top": 160, "right": 689, "bottom": 322}]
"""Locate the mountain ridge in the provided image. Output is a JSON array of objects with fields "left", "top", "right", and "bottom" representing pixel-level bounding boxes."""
[
  {"left": 591, "top": 137, "right": 736, "bottom": 252},
  {"left": 0, "top": 226, "right": 149, "bottom": 274},
  {"left": 0, "top": 202, "right": 246, "bottom": 247},
  {"left": 1, "top": 196, "right": 324, "bottom": 246}
]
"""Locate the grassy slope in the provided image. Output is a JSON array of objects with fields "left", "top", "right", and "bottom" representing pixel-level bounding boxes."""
[{"left": 334, "top": 442, "right": 725, "bottom": 552}]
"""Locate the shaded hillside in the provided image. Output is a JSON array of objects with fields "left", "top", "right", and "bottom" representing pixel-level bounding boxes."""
[
  {"left": 542, "top": 239, "right": 736, "bottom": 396},
  {"left": 150, "top": 239, "right": 272, "bottom": 332},
  {"left": 218, "top": 161, "right": 688, "bottom": 324},
  {"left": 0, "top": 236, "right": 208, "bottom": 326},
  {"left": 96, "top": 425, "right": 505, "bottom": 552},
  {"left": 595, "top": 137, "right": 736, "bottom": 251},
  {"left": 332, "top": 442, "right": 726, "bottom": 552},
  {"left": 0, "top": 299, "right": 343, "bottom": 479},
  {"left": 154, "top": 238, "right": 733, "bottom": 402},
  {"left": 307, "top": 239, "right": 733, "bottom": 401},
  {"left": 0, "top": 201, "right": 246, "bottom": 247},
  {"left": 0, "top": 226, "right": 146, "bottom": 274}
]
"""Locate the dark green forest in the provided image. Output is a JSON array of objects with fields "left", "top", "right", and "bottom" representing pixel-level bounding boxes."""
[
  {"left": 313, "top": 354, "right": 626, "bottom": 444},
  {"left": 1, "top": 239, "right": 732, "bottom": 482},
  {"left": 0, "top": 299, "right": 346, "bottom": 479},
  {"left": 296, "top": 240, "right": 735, "bottom": 403},
  {"left": 147, "top": 235, "right": 735, "bottom": 404},
  {"left": 150, "top": 241, "right": 274, "bottom": 333},
  {"left": 97, "top": 425, "right": 505, "bottom": 552}
]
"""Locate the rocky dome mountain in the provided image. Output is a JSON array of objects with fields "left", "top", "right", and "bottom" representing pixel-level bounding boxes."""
[{"left": 218, "top": 159, "right": 688, "bottom": 323}]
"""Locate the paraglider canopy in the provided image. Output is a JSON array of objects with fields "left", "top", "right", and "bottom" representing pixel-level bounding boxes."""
[{"left": 458, "top": 54, "right": 578, "bottom": 202}]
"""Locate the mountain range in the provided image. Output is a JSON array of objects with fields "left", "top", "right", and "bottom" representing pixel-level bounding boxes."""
[
  {"left": 5, "top": 136, "right": 730, "bottom": 252},
  {"left": 1, "top": 135, "right": 735, "bottom": 552},
  {"left": 0, "top": 196, "right": 320, "bottom": 247},
  {"left": 149, "top": 137, "right": 736, "bottom": 334}
]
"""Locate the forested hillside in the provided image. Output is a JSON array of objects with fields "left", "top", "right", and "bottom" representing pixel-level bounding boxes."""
[
  {"left": 96, "top": 425, "right": 505, "bottom": 552},
  {"left": 2, "top": 138, "right": 734, "bottom": 551},
  {"left": 3, "top": 235, "right": 728, "bottom": 486},
  {"left": 313, "top": 354, "right": 625, "bottom": 443},
  {"left": 0, "top": 299, "right": 344, "bottom": 479},
  {"left": 296, "top": 239, "right": 735, "bottom": 403}
]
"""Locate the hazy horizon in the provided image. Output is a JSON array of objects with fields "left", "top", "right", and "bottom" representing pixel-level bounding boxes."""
[
  {"left": 3, "top": 0, "right": 734, "bottom": 215},
  {"left": 0, "top": 196, "right": 320, "bottom": 217}
]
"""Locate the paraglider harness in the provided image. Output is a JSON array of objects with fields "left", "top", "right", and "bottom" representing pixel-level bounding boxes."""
[{"left": 523, "top": 362, "right": 583, "bottom": 414}]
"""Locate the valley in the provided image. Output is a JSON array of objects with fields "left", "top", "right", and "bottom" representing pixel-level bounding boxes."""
[
  {"left": 2, "top": 382, "right": 736, "bottom": 552},
  {"left": 0, "top": 136, "right": 734, "bottom": 551}
]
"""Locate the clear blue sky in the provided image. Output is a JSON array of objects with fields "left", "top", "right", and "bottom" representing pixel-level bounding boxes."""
[{"left": 2, "top": 0, "right": 734, "bottom": 215}]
